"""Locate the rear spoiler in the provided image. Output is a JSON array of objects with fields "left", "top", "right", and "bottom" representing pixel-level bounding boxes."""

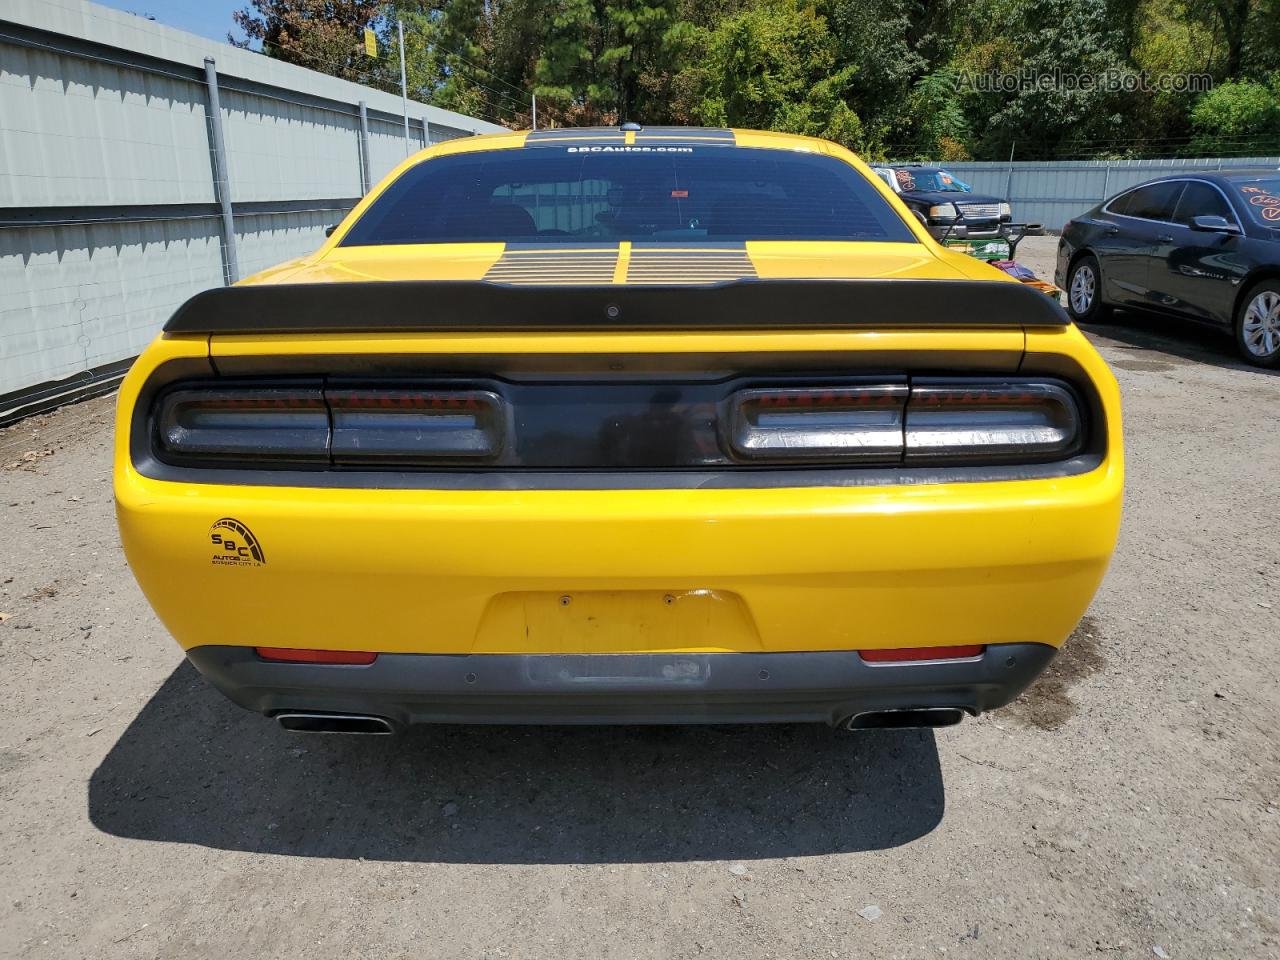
[{"left": 163, "top": 278, "right": 1069, "bottom": 335}]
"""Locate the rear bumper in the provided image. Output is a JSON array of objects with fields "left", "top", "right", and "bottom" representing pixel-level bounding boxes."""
[{"left": 186, "top": 643, "right": 1057, "bottom": 727}]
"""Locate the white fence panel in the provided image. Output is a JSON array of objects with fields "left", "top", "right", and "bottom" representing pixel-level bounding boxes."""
[
  {"left": 0, "top": 44, "right": 213, "bottom": 207},
  {"left": 220, "top": 87, "right": 363, "bottom": 203}
]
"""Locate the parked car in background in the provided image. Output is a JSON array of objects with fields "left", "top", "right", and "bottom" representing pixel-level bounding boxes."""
[
  {"left": 871, "top": 163, "right": 1013, "bottom": 241},
  {"left": 1057, "top": 171, "right": 1280, "bottom": 367}
]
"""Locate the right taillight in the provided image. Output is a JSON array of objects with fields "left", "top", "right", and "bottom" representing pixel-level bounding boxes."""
[
  {"left": 725, "top": 378, "right": 1082, "bottom": 465},
  {"left": 904, "top": 380, "right": 1083, "bottom": 463}
]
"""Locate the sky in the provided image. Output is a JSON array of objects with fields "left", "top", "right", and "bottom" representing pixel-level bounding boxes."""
[{"left": 95, "top": 0, "right": 251, "bottom": 46}]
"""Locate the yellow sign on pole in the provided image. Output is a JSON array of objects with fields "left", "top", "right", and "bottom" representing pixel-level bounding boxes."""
[{"left": 363, "top": 27, "right": 378, "bottom": 57}]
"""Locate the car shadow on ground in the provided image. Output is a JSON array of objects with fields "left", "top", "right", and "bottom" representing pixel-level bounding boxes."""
[
  {"left": 88, "top": 663, "right": 945, "bottom": 864},
  {"left": 1082, "top": 310, "right": 1280, "bottom": 377}
]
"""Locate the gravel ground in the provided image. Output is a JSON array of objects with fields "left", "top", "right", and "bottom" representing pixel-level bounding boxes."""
[{"left": 2, "top": 235, "right": 1278, "bottom": 959}]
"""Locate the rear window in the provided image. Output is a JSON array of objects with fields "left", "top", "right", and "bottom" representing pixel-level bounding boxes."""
[
  {"left": 340, "top": 147, "right": 914, "bottom": 245},
  {"left": 1233, "top": 177, "right": 1280, "bottom": 225}
]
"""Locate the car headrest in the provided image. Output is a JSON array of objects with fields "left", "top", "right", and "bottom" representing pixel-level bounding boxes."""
[
  {"left": 444, "top": 203, "right": 537, "bottom": 239},
  {"left": 708, "top": 197, "right": 793, "bottom": 237}
]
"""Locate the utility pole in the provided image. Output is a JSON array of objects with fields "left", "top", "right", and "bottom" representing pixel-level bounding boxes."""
[
  {"left": 398, "top": 19, "right": 410, "bottom": 154},
  {"left": 1005, "top": 141, "right": 1015, "bottom": 203},
  {"left": 531, "top": 92, "right": 537, "bottom": 130},
  {"left": 203, "top": 58, "right": 240, "bottom": 285}
]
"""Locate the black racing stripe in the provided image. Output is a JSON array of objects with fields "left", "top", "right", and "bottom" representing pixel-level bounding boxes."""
[
  {"left": 483, "top": 247, "right": 618, "bottom": 284},
  {"left": 524, "top": 127, "right": 735, "bottom": 147},
  {"left": 626, "top": 246, "right": 756, "bottom": 284},
  {"left": 524, "top": 128, "right": 625, "bottom": 144},
  {"left": 634, "top": 127, "right": 734, "bottom": 144}
]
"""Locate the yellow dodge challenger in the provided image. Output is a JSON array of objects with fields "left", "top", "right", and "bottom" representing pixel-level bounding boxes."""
[{"left": 114, "top": 126, "right": 1123, "bottom": 734}]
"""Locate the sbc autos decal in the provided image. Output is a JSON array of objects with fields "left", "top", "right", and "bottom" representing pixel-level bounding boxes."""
[{"left": 209, "top": 518, "right": 265, "bottom": 567}]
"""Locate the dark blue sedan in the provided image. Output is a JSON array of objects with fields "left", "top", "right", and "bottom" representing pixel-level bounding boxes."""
[{"left": 1056, "top": 171, "right": 1280, "bottom": 367}]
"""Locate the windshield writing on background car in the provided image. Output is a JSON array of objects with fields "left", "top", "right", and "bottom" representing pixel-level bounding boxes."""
[
  {"left": 895, "top": 170, "right": 970, "bottom": 193},
  {"left": 1236, "top": 178, "right": 1280, "bottom": 224},
  {"left": 340, "top": 148, "right": 915, "bottom": 245}
]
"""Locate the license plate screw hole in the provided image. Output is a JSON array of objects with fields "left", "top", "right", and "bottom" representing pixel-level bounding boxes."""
[
  {"left": 758, "top": 669, "right": 770, "bottom": 680},
  {"left": 663, "top": 594, "right": 675, "bottom": 605},
  {"left": 559, "top": 595, "right": 571, "bottom": 607},
  {"left": 465, "top": 672, "right": 477, "bottom": 684}
]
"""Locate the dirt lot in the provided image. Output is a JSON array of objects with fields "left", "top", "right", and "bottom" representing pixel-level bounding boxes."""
[{"left": 2, "top": 235, "right": 1278, "bottom": 959}]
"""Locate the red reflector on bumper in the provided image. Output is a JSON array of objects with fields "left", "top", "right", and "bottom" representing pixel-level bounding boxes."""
[
  {"left": 859, "top": 645, "right": 985, "bottom": 663},
  {"left": 255, "top": 647, "right": 377, "bottom": 665}
]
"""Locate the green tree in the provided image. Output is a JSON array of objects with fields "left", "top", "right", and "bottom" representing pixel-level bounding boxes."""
[
  {"left": 898, "top": 69, "right": 971, "bottom": 159},
  {"left": 681, "top": 0, "right": 864, "bottom": 146},
  {"left": 1129, "top": 0, "right": 1216, "bottom": 147},
  {"left": 228, "top": 0, "right": 1274, "bottom": 160},
  {"left": 388, "top": 0, "right": 537, "bottom": 126},
  {"left": 534, "top": 0, "right": 687, "bottom": 124},
  {"left": 602, "top": 0, "right": 683, "bottom": 120},
  {"left": 1190, "top": 76, "right": 1280, "bottom": 152},
  {"left": 823, "top": 0, "right": 925, "bottom": 147},
  {"left": 232, "top": 0, "right": 385, "bottom": 83},
  {"left": 534, "top": 0, "right": 611, "bottom": 123},
  {"left": 969, "top": 0, "right": 1131, "bottom": 158}
]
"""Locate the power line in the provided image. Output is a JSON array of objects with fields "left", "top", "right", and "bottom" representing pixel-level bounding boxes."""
[
  {"left": 371, "top": 20, "right": 531, "bottom": 111},
  {"left": 258, "top": 38, "right": 519, "bottom": 127},
  {"left": 417, "top": 34, "right": 531, "bottom": 100},
  {"left": 439, "top": 64, "right": 530, "bottom": 111}
]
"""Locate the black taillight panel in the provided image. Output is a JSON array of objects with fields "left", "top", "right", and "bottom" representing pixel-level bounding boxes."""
[{"left": 149, "top": 375, "right": 1087, "bottom": 473}]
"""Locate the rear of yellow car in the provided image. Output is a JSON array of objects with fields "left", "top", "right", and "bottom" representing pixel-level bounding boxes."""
[{"left": 115, "top": 127, "right": 1122, "bottom": 733}]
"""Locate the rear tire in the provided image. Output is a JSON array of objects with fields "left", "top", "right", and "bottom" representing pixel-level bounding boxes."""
[
  {"left": 1234, "top": 281, "right": 1280, "bottom": 368},
  {"left": 1066, "top": 254, "right": 1112, "bottom": 323}
]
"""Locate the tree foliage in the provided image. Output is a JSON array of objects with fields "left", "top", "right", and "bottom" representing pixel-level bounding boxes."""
[
  {"left": 678, "top": 0, "right": 861, "bottom": 145},
  {"left": 971, "top": 0, "right": 1131, "bottom": 158},
  {"left": 231, "top": 0, "right": 384, "bottom": 81},
  {"left": 1190, "top": 76, "right": 1280, "bottom": 152},
  {"left": 234, "top": 0, "right": 1280, "bottom": 159}
]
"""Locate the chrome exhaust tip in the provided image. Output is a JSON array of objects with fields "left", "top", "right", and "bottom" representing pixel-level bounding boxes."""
[
  {"left": 845, "top": 707, "right": 967, "bottom": 730},
  {"left": 275, "top": 712, "right": 396, "bottom": 735}
]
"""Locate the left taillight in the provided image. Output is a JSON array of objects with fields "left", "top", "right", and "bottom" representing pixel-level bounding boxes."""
[
  {"left": 155, "top": 387, "right": 330, "bottom": 465},
  {"left": 154, "top": 386, "right": 506, "bottom": 467}
]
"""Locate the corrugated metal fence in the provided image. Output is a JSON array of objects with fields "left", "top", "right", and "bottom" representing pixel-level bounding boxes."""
[
  {"left": 940, "top": 157, "right": 1280, "bottom": 232},
  {"left": 0, "top": 0, "right": 504, "bottom": 422}
]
